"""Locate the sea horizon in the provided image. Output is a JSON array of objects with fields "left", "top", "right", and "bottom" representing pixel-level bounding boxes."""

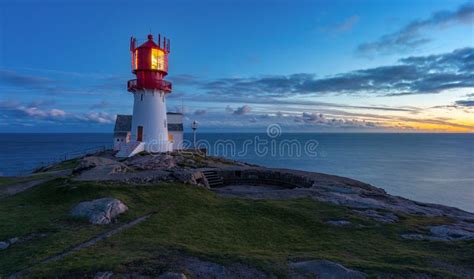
[{"left": 1, "top": 132, "right": 473, "bottom": 213}]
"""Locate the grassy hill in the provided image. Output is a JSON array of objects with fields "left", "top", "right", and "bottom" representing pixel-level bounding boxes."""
[{"left": 1, "top": 176, "right": 473, "bottom": 278}]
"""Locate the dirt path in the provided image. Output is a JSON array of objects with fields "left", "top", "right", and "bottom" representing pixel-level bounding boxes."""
[
  {"left": 0, "top": 170, "right": 71, "bottom": 199},
  {"left": 1, "top": 178, "right": 50, "bottom": 198},
  {"left": 8, "top": 212, "right": 155, "bottom": 278}
]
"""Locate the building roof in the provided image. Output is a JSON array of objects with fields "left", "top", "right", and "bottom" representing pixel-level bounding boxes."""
[
  {"left": 114, "top": 115, "right": 132, "bottom": 132},
  {"left": 168, "top": 123, "right": 184, "bottom": 132}
]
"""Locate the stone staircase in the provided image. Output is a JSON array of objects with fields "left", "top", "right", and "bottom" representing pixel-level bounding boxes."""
[{"left": 202, "top": 170, "right": 224, "bottom": 187}]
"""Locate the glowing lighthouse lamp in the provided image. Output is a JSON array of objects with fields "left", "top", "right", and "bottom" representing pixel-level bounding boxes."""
[{"left": 118, "top": 34, "right": 173, "bottom": 157}]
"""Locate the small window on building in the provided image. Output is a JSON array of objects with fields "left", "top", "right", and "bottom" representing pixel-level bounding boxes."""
[
  {"left": 164, "top": 119, "right": 167, "bottom": 128},
  {"left": 141, "top": 94, "right": 144, "bottom": 101},
  {"left": 116, "top": 138, "right": 120, "bottom": 142}
]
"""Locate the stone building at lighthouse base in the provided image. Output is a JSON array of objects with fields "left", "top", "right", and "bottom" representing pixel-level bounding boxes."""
[{"left": 113, "top": 113, "right": 183, "bottom": 156}]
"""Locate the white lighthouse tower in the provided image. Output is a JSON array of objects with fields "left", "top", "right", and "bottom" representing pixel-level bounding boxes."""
[{"left": 117, "top": 34, "right": 173, "bottom": 157}]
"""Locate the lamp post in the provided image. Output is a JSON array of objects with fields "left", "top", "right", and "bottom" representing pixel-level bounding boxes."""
[{"left": 191, "top": 120, "right": 198, "bottom": 149}]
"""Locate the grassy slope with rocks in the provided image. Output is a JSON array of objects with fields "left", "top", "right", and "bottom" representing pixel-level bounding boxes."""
[{"left": 0, "top": 175, "right": 473, "bottom": 278}]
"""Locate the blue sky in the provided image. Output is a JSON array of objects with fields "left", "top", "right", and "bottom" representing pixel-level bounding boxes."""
[{"left": 0, "top": 0, "right": 473, "bottom": 132}]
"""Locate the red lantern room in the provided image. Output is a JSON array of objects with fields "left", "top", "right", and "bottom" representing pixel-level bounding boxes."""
[{"left": 127, "top": 34, "right": 172, "bottom": 93}]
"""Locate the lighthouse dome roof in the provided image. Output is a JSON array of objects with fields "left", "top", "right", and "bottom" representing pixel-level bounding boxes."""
[{"left": 137, "top": 34, "right": 159, "bottom": 49}]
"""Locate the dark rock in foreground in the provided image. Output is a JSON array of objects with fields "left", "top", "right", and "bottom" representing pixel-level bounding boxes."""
[{"left": 289, "top": 260, "right": 367, "bottom": 279}]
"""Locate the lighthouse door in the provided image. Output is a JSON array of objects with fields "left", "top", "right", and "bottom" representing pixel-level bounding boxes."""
[{"left": 137, "top": 126, "right": 143, "bottom": 141}]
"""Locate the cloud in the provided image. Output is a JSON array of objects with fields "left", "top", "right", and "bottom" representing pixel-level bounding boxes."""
[
  {"left": 23, "top": 107, "right": 66, "bottom": 118},
  {"left": 0, "top": 69, "right": 52, "bottom": 89},
  {"left": 77, "top": 112, "right": 116, "bottom": 124},
  {"left": 225, "top": 105, "right": 234, "bottom": 113},
  {"left": 297, "top": 112, "right": 378, "bottom": 128},
  {"left": 173, "top": 105, "right": 189, "bottom": 114},
  {"left": 0, "top": 68, "right": 128, "bottom": 97},
  {"left": 0, "top": 100, "right": 66, "bottom": 120},
  {"left": 455, "top": 98, "right": 474, "bottom": 107},
  {"left": 0, "top": 100, "right": 115, "bottom": 125},
  {"left": 194, "top": 109, "right": 207, "bottom": 115},
  {"left": 169, "top": 74, "right": 202, "bottom": 86},
  {"left": 90, "top": 100, "right": 111, "bottom": 109},
  {"left": 192, "top": 47, "right": 473, "bottom": 97},
  {"left": 321, "top": 15, "right": 360, "bottom": 33},
  {"left": 356, "top": 2, "right": 474, "bottom": 56},
  {"left": 455, "top": 93, "right": 474, "bottom": 108},
  {"left": 302, "top": 112, "right": 326, "bottom": 123},
  {"left": 233, "top": 105, "right": 252, "bottom": 115}
]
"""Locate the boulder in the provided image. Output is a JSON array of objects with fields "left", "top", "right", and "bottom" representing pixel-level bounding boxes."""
[
  {"left": 183, "top": 257, "right": 274, "bottom": 278},
  {"left": 0, "top": 241, "right": 9, "bottom": 250},
  {"left": 429, "top": 223, "right": 474, "bottom": 241},
  {"left": 94, "top": 271, "right": 113, "bottom": 279},
  {"left": 353, "top": 209, "right": 399, "bottom": 223},
  {"left": 401, "top": 233, "right": 426, "bottom": 240},
  {"left": 8, "top": 237, "right": 19, "bottom": 244},
  {"left": 401, "top": 223, "right": 474, "bottom": 241},
  {"left": 289, "top": 260, "right": 366, "bottom": 279},
  {"left": 158, "top": 272, "right": 187, "bottom": 279},
  {"left": 71, "top": 198, "right": 128, "bottom": 225},
  {"left": 326, "top": 220, "right": 351, "bottom": 226},
  {"left": 172, "top": 170, "right": 209, "bottom": 187}
]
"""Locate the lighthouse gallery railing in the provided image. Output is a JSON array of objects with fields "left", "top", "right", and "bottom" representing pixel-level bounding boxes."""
[{"left": 127, "top": 79, "right": 172, "bottom": 92}]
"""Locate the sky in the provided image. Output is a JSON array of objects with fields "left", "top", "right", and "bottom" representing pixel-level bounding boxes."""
[{"left": 0, "top": 0, "right": 473, "bottom": 133}]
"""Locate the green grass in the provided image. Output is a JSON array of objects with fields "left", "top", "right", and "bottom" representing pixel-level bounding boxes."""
[
  {"left": 0, "top": 179, "right": 472, "bottom": 277},
  {"left": 46, "top": 158, "right": 80, "bottom": 171},
  {"left": 0, "top": 173, "right": 56, "bottom": 200},
  {"left": 0, "top": 173, "right": 54, "bottom": 188}
]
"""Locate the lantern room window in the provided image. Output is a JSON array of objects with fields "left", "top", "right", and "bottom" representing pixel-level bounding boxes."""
[
  {"left": 151, "top": 48, "right": 165, "bottom": 70},
  {"left": 133, "top": 50, "right": 138, "bottom": 70}
]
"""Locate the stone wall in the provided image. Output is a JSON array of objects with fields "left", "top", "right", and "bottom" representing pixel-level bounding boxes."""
[{"left": 209, "top": 168, "right": 314, "bottom": 189}]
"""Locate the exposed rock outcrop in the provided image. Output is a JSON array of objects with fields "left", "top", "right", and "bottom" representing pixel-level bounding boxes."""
[
  {"left": 93, "top": 271, "right": 114, "bottom": 279},
  {"left": 211, "top": 168, "right": 474, "bottom": 223},
  {"left": 67, "top": 152, "right": 474, "bottom": 239},
  {"left": 0, "top": 241, "right": 9, "bottom": 250},
  {"left": 0, "top": 232, "right": 48, "bottom": 251},
  {"left": 289, "top": 260, "right": 367, "bottom": 279},
  {"left": 429, "top": 223, "right": 474, "bottom": 240},
  {"left": 157, "top": 272, "right": 187, "bottom": 279},
  {"left": 71, "top": 198, "right": 128, "bottom": 225},
  {"left": 73, "top": 156, "right": 131, "bottom": 180},
  {"left": 352, "top": 209, "right": 399, "bottom": 223},
  {"left": 402, "top": 222, "right": 474, "bottom": 241},
  {"left": 326, "top": 220, "right": 352, "bottom": 226},
  {"left": 126, "top": 154, "right": 177, "bottom": 170},
  {"left": 180, "top": 257, "right": 274, "bottom": 279}
]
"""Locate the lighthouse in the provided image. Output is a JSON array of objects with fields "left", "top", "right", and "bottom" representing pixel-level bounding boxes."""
[{"left": 117, "top": 34, "right": 173, "bottom": 157}]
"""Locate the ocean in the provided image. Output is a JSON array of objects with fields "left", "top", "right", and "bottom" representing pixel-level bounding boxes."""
[{"left": 0, "top": 133, "right": 473, "bottom": 213}]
